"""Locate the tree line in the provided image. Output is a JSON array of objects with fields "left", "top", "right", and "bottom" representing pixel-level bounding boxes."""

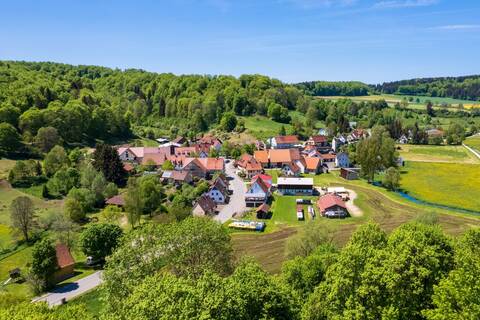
[
  {"left": 374, "top": 75, "right": 480, "bottom": 101},
  {"left": 2, "top": 217, "right": 479, "bottom": 319}
]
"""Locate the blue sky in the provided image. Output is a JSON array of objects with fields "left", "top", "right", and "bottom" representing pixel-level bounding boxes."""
[{"left": 0, "top": 0, "right": 479, "bottom": 83}]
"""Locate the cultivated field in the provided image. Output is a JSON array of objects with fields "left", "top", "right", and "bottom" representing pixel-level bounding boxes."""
[
  {"left": 397, "top": 144, "right": 480, "bottom": 164},
  {"left": 316, "top": 94, "right": 480, "bottom": 110},
  {"left": 400, "top": 162, "right": 480, "bottom": 212}
]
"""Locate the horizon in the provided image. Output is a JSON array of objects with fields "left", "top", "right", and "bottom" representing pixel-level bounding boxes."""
[{"left": 1, "top": 0, "right": 479, "bottom": 83}]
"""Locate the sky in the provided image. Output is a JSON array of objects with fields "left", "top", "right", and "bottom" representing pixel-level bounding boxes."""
[{"left": 0, "top": 0, "right": 479, "bottom": 84}]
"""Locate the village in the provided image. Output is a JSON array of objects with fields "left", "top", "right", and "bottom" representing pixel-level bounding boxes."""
[{"left": 106, "top": 129, "right": 373, "bottom": 231}]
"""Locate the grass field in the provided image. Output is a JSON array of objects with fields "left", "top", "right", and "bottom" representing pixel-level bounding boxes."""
[
  {"left": 0, "top": 159, "right": 15, "bottom": 180},
  {"left": 67, "top": 288, "right": 104, "bottom": 316},
  {"left": 233, "top": 169, "right": 480, "bottom": 273},
  {"left": 400, "top": 162, "right": 480, "bottom": 212},
  {"left": 241, "top": 116, "right": 293, "bottom": 140},
  {"left": 316, "top": 94, "right": 480, "bottom": 110},
  {"left": 465, "top": 135, "right": 480, "bottom": 152},
  {"left": 397, "top": 144, "right": 480, "bottom": 164}
]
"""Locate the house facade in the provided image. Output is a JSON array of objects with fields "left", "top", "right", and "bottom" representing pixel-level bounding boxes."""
[
  {"left": 206, "top": 180, "right": 229, "bottom": 204},
  {"left": 271, "top": 135, "right": 300, "bottom": 149},
  {"left": 245, "top": 176, "right": 271, "bottom": 207},
  {"left": 335, "top": 152, "right": 350, "bottom": 168},
  {"left": 277, "top": 177, "right": 314, "bottom": 195},
  {"left": 193, "top": 195, "right": 216, "bottom": 216},
  {"left": 317, "top": 194, "right": 348, "bottom": 218}
]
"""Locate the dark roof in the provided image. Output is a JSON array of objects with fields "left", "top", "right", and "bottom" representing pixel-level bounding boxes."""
[
  {"left": 256, "top": 203, "right": 270, "bottom": 213},
  {"left": 195, "top": 195, "right": 216, "bottom": 213},
  {"left": 55, "top": 244, "right": 75, "bottom": 269}
]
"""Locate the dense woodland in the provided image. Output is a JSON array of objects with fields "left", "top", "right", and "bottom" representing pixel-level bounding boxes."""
[
  {"left": 295, "top": 81, "right": 371, "bottom": 96},
  {"left": 375, "top": 75, "right": 480, "bottom": 100}
]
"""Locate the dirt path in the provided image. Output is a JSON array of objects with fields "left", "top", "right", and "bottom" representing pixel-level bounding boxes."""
[{"left": 345, "top": 189, "right": 363, "bottom": 217}]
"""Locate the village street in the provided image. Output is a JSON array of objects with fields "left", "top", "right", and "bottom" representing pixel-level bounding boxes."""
[
  {"left": 32, "top": 271, "right": 103, "bottom": 307},
  {"left": 215, "top": 160, "right": 247, "bottom": 223}
]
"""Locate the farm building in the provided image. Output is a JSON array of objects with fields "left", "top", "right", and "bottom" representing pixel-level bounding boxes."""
[
  {"left": 256, "top": 203, "right": 271, "bottom": 219},
  {"left": 161, "top": 170, "right": 192, "bottom": 185},
  {"left": 192, "top": 195, "right": 216, "bottom": 217},
  {"left": 277, "top": 177, "right": 314, "bottom": 195},
  {"left": 340, "top": 168, "right": 359, "bottom": 180},
  {"left": 53, "top": 244, "right": 75, "bottom": 284},
  {"left": 270, "top": 135, "right": 300, "bottom": 149},
  {"left": 317, "top": 194, "right": 348, "bottom": 218}
]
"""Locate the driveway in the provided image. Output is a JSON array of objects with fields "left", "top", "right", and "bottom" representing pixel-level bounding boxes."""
[
  {"left": 215, "top": 160, "right": 247, "bottom": 223},
  {"left": 32, "top": 271, "right": 103, "bottom": 307}
]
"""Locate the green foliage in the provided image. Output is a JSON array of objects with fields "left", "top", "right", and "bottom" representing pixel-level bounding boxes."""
[
  {"left": 0, "top": 122, "right": 22, "bottom": 153},
  {"left": 64, "top": 198, "right": 85, "bottom": 223},
  {"left": 34, "top": 126, "right": 61, "bottom": 153},
  {"left": 92, "top": 143, "right": 126, "bottom": 185},
  {"left": 46, "top": 167, "right": 79, "bottom": 196},
  {"left": 219, "top": 112, "right": 237, "bottom": 131},
  {"left": 161, "top": 159, "right": 174, "bottom": 170},
  {"left": 103, "top": 218, "right": 232, "bottom": 313},
  {"left": 0, "top": 301, "right": 94, "bottom": 320},
  {"left": 297, "top": 80, "right": 371, "bottom": 96},
  {"left": 10, "top": 196, "right": 35, "bottom": 242},
  {"left": 382, "top": 166, "right": 400, "bottom": 190},
  {"left": 80, "top": 223, "right": 123, "bottom": 261},
  {"left": 8, "top": 160, "right": 44, "bottom": 187},
  {"left": 43, "top": 145, "right": 69, "bottom": 177},
  {"left": 30, "top": 238, "right": 57, "bottom": 290},
  {"left": 285, "top": 220, "right": 335, "bottom": 259},
  {"left": 356, "top": 126, "right": 397, "bottom": 182}
]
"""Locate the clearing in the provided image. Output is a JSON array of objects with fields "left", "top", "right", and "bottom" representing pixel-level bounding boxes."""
[
  {"left": 397, "top": 144, "right": 480, "bottom": 164},
  {"left": 400, "top": 161, "right": 480, "bottom": 212}
]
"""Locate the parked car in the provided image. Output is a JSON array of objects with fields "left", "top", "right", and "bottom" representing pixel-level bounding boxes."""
[{"left": 86, "top": 256, "right": 104, "bottom": 267}]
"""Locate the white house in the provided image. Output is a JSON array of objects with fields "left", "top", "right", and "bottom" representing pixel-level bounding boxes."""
[
  {"left": 335, "top": 152, "right": 350, "bottom": 168},
  {"left": 206, "top": 180, "right": 229, "bottom": 204},
  {"left": 245, "top": 177, "right": 271, "bottom": 207}
]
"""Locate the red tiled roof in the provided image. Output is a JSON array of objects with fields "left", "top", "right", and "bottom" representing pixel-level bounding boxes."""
[
  {"left": 252, "top": 176, "right": 270, "bottom": 193},
  {"left": 320, "top": 153, "right": 336, "bottom": 160},
  {"left": 309, "top": 135, "right": 328, "bottom": 143},
  {"left": 123, "top": 163, "right": 135, "bottom": 172},
  {"left": 317, "top": 194, "right": 346, "bottom": 212},
  {"left": 275, "top": 135, "right": 300, "bottom": 144},
  {"left": 106, "top": 194, "right": 125, "bottom": 206},
  {"left": 252, "top": 174, "right": 272, "bottom": 188},
  {"left": 197, "top": 158, "right": 225, "bottom": 171},
  {"left": 142, "top": 153, "right": 167, "bottom": 166},
  {"left": 254, "top": 150, "right": 269, "bottom": 164},
  {"left": 304, "top": 157, "right": 321, "bottom": 170},
  {"left": 55, "top": 244, "right": 75, "bottom": 269}
]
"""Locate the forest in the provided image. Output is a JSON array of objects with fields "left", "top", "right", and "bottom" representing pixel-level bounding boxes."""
[{"left": 374, "top": 75, "right": 480, "bottom": 100}]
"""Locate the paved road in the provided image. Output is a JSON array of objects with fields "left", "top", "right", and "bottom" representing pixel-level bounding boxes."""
[
  {"left": 215, "top": 161, "right": 247, "bottom": 223},
  {"left": 463, "top": 143, "right": 480, "bottom": 160},
  {"left": 32, "top": 271, "right": 103, "bottom": 307}
]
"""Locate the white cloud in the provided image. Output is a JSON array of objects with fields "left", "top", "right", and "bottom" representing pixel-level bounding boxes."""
[
  {"left": 431, "top": 24, "right": 480, "bottom": 30},
  {"left": 374, "top": 0, "right": 438, "bottom": 9}
]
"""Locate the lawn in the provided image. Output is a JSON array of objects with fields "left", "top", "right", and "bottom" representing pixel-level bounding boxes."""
[
  {"left": 63, "top": 288, "right": 104, "bottom": 316},
  {"left": 465, "top": 135, "right": 480, "bottom": 152},
  {"left": 241, "top": 116, "right": 293, "bottom": 140},
  {"left": 0, "top": 159, "right": 15, "bottom": 180},
  {"left": 397, "top": 144, "right": 479, "bottom": 164},
  {"left": 400, "top": 162, "right": 480, "bottom": 212}
]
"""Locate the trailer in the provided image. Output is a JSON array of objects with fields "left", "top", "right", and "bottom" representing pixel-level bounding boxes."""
[
  {"left": 228, "top": 220, "right": 266, "bottom": 232},
  {"left": 308, "top": 206, "right": 315, "bottom": 219},
  {"left": 296, "top": 205, "right": 304, "bottom": 221}
]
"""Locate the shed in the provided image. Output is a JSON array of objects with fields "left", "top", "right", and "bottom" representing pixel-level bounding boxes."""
[{"left": 53, "top": 244, "right": 75, "bottom": 284}]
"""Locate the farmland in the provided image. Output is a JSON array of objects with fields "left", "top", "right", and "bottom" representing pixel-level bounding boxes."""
[
  {"left": 397, "top": 144, "right": 480, "bottom": 164},
  {"left": 316, "top": 94, "right": 480, "bottom": 110},
  {"left": 400, "top": 161, "right": 480, "bottom": 212}
]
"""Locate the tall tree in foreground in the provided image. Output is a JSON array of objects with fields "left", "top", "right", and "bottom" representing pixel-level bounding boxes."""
[
  {"left": 10, "top": 196, "right": 35, "bottom": 242},
  {"left": 92, "top": 143, "right": 126, "bottom": 185},
  {"left": 124, "top": 177, "right": 143, "bottom": 228},
  {"left": 29, "top": 238, "right": 57, "bottom": 293}
]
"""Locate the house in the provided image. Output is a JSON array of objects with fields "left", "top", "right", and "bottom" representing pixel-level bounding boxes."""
[
  {"left": 212, "top": 173, "right": 229, "bottom": 190},
  {"left": 320, "top": 153, "right": 336, "bottom": 170},
  {"left": 53, "top": 244, "right": 75, "bottom": 284},
  {"left": 256, "top": 203, "right": 271, "bottom": 219},
  {"left": 192, "top": 195, "right": 216, "bottom": 217},
  {"left": 332, "top": 136, "right": 346, "bottom": 152},
  {"left": 277, "top": 177, "right": 314, "bottom": 195},
  {"left": 117, "top": 146, "right": 174, "bottom": 164},
  {"left": 306, "top": 135, "right": 329, "bottom": 150},
  {"left": 182, "top": 158, "right": 207, "bottom": 178},
  {"left": 245, "top": 176, "right": 271, "bottom": 207},
  {"left": 206, "top": 179, "right": 229, "bottom": 204},
  {"left": 340, "top": 168, "right": 360, "bottom": 180},
  {"left": 255, "top": 140, "right": 266, "bottom": 150},
  {"left": 281, "top": 162, "right": 301, "bottom": 177},
  {"left": 317, "top": 194, "right": 348, "bottom": 218},
  {"left": 254, "top": 149, "right": 301, "bottom": 168},
  {"left": 175, "top": 146, "right": 208, "bottom": 158},
  {"left": 304, "top": 157, "right": 322, "bottom": 174},
  {"left": 182, "top": 157, "right": 225, "bottom": 178},
  {"left": 252, "top": 174, "right": 273, "bottom": 188},
  {"left": 105, "top": 194, "right": 125, "bottom": 207},
  {"left": 142, "top": 153, "right": 168, "bottom": 167},
  {"left": 397, "top": 134, "right": 409, "bottom": 144},
  {"left": 235, "top": 154, "right": 263, "bottom": 179},
  {"left": 335, "top": 152, "right": 350, "bottom": 168},
  {"left": 197, "top": 135, "right": 223, "bottom": 151},
  {"left": 270, "top": 135, "right": 300, "bottom": 149},
  {"left": 172, "top": 136, "right": 187, "bottom": 145},
  {"left": 161, "top": 170, "right": 192, "bottom": 185},
  {"left": 347, "top": 129, "right": 369, "bottom": 143}
]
